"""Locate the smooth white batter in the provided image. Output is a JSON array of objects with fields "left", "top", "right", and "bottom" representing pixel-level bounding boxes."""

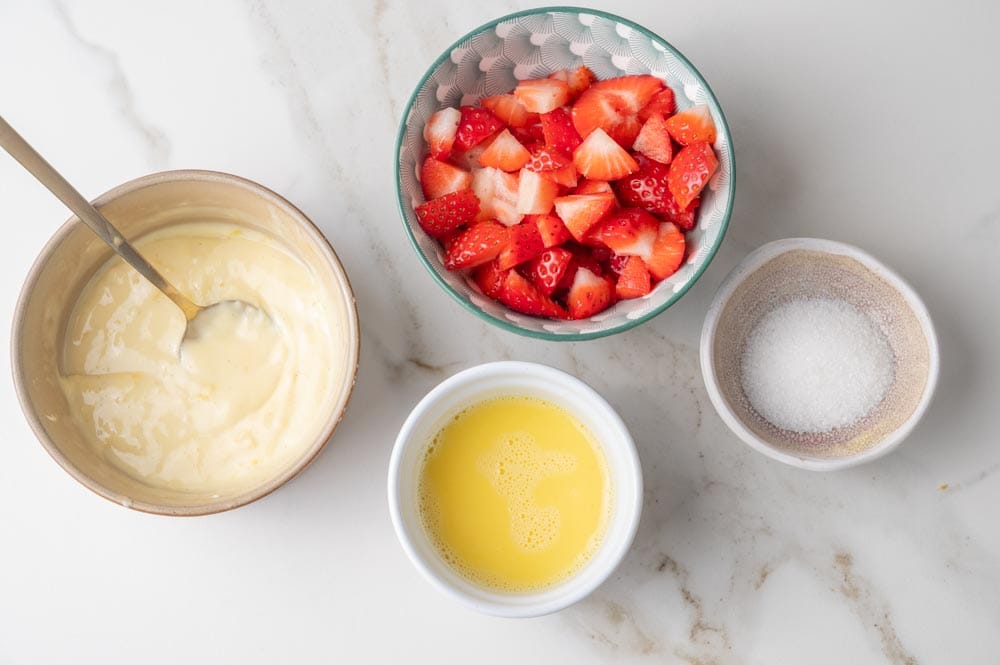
[{"left": 60, "top": 222, "right": 347, "bottom": 495}]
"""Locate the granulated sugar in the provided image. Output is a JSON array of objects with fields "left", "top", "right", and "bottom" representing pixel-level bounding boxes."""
[{"left": 740, "top": 298, "right": 894, "bottom": 433}]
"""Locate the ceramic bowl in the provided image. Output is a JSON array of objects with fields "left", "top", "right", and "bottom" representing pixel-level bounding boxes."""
[
  {"left": 700, "top": 238, "right": 939, "bottom": 470},
  {"left": 395, "top": 7, "right": 734, "bottom": 340},
  {"left": 387, "top": 361, "right": 642, "bottom": 617},
  {"left": 12, "top": 170, "right": 360, "bottom": 515}
]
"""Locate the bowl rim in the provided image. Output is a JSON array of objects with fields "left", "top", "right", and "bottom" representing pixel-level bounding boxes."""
[
  {"left": 386, "top": 360, "right": 643, "bottom": 617},
  {"left": 699, "top": 237, "right": 940, "bottom": 471},
  {"left": 10, "top": 169, "right": 361, "bottom": 516},
  {"left": 394, "top": 5, "right": 736, "bottom": 341}
]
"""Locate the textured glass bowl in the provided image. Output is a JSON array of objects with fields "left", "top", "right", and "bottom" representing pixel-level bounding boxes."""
[{"left": 395, "top": 6, "right": 735, "bottom": 340}]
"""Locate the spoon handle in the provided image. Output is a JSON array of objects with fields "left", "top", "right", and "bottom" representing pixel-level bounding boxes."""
[{"left": 0, "top": 115, "right": 201, "bottom": 320}]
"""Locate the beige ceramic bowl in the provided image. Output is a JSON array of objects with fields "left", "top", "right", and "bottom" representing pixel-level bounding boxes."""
[
  {"left": 12, "top": 170, "right": 360, "bottom": 515},
  {"left": 700, "top": 238, "right": 939, "bottom": 470}
]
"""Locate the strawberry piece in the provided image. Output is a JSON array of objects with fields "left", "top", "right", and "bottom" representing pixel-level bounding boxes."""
[
  {"left": 529, "top": 247, "right": 573, "bottom": 295},
  {"left": 573, "top": 179, "right": 613, "bottom": 195},
  {"left": 567, "top": 267, "right": 615, "bottom": 319},
  {"left": 423, "top": 107, "right": 461, "bottom": 160},
  {"left": 514, "top": 78, "right": 570, "bottom": 114},
  {"left": 414, "top": 188, "right": 479, "bottom": 239},
  {"left": 609, "top": 252, "right": 630, "bottom": 275},
  {"left": 540, "top": 108, "right": 582, "bottom": 155},
  {"left": 632, "top": 113, "right": 673, "bottom": 165},
  {"left": 516, "top": 168, "right": 559, "bottom": 215},
  {"left": 553, "top": 192, "right": 616, "bottom": 241},
  {"left": 477, "top": 129, "right": 531, "bottom": 172},
  {"left": 450, "top": 138, "right": 495, "bottom": 170},
  {"left": 589, "top": 246, "right": 613, "bottom": 273},
  {"left": 573, "top": 128, "right": 638, "bottom": 180},
  {"left": 571, "top": 252, "right": 604, "bottom": 278},
  {"left": 497, "top": 270, "right": 566, "bottom": 317},
  {"left": 638, "top": 88, "right": 677, "bottom": 122},
  {"left": 455, "top": 106, "right": 504, "bottom": 151},
  {"left": 667, "top": 142, "right": 718, "bottom": 209},
  {"left": 480, "top": 94, "right": 533, "bottom": 128},
  {"left": 615, "top": 255, "right": 652, "bottom": 299},
  {"left": 471, "top": 167, "right": 523, "bottom": 226},
  {"left": 444, "top": 220, "right": 508, "bottom": 270},
  {"left": 510, "top": 121, "right": 545, "bottom": 145},
  {"left": 549, "top": 65, "right": 596, "bottom": 99},
  {"left": 533, "top": 213, "right": 572, "bottom": 248},
  {"left": 665, "top": 104, "right": 717, "bottom": 146},
  {"left": 498, "top": 220, "right": 545, "bottom": 270},
  {"left": 420, "top": 157, "right": 472, "bottom": 200},
  {"left": 644, "top": 222, "right": 686, "bottom": 280},
  {"left": 589, "top": 208, "right": 659, "bottom": 257},
  {"left": 472, "top": 259, "right": 508, "bottom": 298},
  {"left": 614, "top": 156, "right": 679, "bottom": 214},
  {"left": 525, "top": 146, "right": 571, "bottom": 172},
  {"left": 572, "top": 75, "right": 664, "bottom": 146},
  {"left": 540, "top": 163, "right": 578, "bottom": 188},
  {"left": 661, "top": 195, "right": 700, "bottom": 231}
]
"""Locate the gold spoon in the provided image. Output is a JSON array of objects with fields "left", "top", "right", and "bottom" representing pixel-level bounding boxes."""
[{"left": 0, "top": 115, "right": 267, "bottom": 342}]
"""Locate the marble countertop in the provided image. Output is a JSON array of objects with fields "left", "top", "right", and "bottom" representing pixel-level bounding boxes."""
[{"left": 1, "top": 1, "right": 997, "bottom": 663}]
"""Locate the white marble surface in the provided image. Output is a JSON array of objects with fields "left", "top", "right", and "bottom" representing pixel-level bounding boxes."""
[{"left": 1, "top": 1, "right": 998, "bottom": 663}]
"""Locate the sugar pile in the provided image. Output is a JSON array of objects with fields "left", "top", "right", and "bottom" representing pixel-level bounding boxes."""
[{"left": 740, "top": 298, "right": 894, "bottom": 433}]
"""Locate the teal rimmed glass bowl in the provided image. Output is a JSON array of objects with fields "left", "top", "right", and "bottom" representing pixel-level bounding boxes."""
[{"left": 394, "top": 6, "right": 735, "bottom": 341}]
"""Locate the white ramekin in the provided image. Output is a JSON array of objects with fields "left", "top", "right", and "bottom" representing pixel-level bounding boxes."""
[{"left": 387, "top": 361, "right": 642, "bottom": 618}]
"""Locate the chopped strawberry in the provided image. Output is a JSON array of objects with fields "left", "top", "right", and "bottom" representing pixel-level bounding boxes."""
[
  {"left": 497, "top": 270, "right": 566, "bottom": 317},
  {"left": 572, "top": 74, "right": 664, "bottom": 146},
  {"left": 549, "top": 65, "right": 596, "bottom": 99},
  {"left": 444, "top": 221, "right": 508, "bottom": 270},
  {"left": 668, "top": 142, "right": 718, "bottom": 208},
  {"left": 661, "top": 195, "right": 700, "bottom": 231},
  {"left": 472, "top": 259, "right": 508, "bottom": 298},
  {"left": 540, "top": 108, "right": 582, "bottom": 155},
  {"left": 571, "top": 252, "right": 604, "bottom": 278},
  {"left": 638, "top": 87, "right": 677, "bottom": 122},
  {"left": 510, "top": 121, "right": 545, "bottom": 145},
  {"left": 533, "top": 213, "right": 572, "bottom": 247},
  {"left": 573, "top": 179, "right": 613, "bottom": 195},
  {"left": 423, "top": 107, "right": 461, "bottom": 160},
  {"left": 455, "top": 106, "right": 504, "bottom": 151},
  {"left": 632, "top": 113, "right": 673, "bottom": 164},
  {"left": 498, "top": 220, "right": 545, "bottom": 270},
  {"left": 414, "top": 188, "right": 479, "bottom": 239},
  {"left": 589, "top": 246, "right": 613, "bottom": 274},
  {"left": 477, "top": 129, "right": 531, "bottom": 172},
  {"left": 471, "top": 167, "right": 523, "bottom": 225},
  {"left": 450, "top": 138, "right": 495, "bottom": 170},
  {"left": 644, "top": 222, "right": 686, "bottom": 280},
  {"left": 540, "top": 163, "right": 578, "bottom": 188},
  {"left": 614, "top": 156, "right": 674, "bottom": 213},
  {"left": 516, "top": 168, "right": 559, "bottom": 215},
  {"left": 420, "top": 157, "right": 472, "bottom": 200},
  {"left": 553, "top": 192, "right": 616, "bottom": 241},
  {"left": 567, "top": 267, "right": 615, "bottom": 319},
  {"left": 589, "top": 208, "right": 659, "bottom": 257},
  {"left": 615, "top": 256, "right": 652, "bottom": 299},
  {"left": 665, "top": 104, "right": 717, "bottom": 146},
  {"left": 573, "top": 128, "right": 638, "bottom": 180},
  {"left": 514, "top": 78, "right": 570, "bottom": 114},
  {"left": 609, "top": 252, "right": 630, "bottom": 275},
  {"left": 529, "top": 247, "right": 573, "bottom": 295},
  {"left": 525, "top": 146, "right": 571, "bottom": 172},
  {"left": 480, "top": 94, "right": 533, "bottom": 128}
]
